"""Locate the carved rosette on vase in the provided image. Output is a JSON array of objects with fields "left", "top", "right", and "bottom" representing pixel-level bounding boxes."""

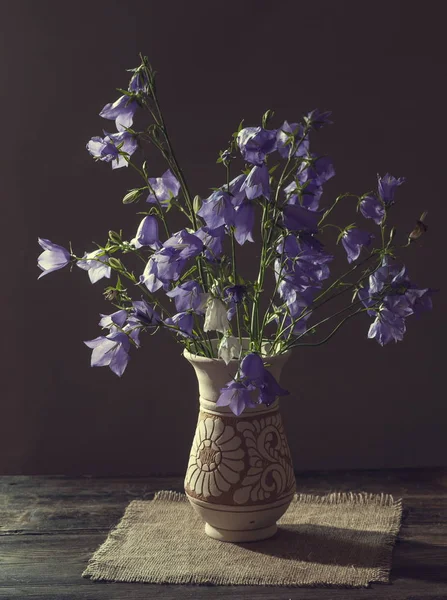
[{"left": 183, "top": 348, "right": 295, "bottom": 542}]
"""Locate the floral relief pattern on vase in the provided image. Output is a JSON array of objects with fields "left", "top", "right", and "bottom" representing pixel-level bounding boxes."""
[
  {"left": 185, "top": 417, "right": 245, "bottom": 498},
  {"left": 232, "top": 413, "right": 295, "bottom": 505}
]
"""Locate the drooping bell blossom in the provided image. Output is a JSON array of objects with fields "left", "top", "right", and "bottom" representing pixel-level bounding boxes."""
[
  {"left": 227, "top": 174, "right": 247, "bottom": 206},
  {"left": 194, "top": 225, "right": 225, "bottom": 261},
  {"left": 217, "top": 381, "right": 257, "bottom": 416},
  {"left": 276, "top": 121, "right": 309, "bottom": 159},
  {"left": 304, "top": 109, "right": 333, "bottom": 130},
  {"left": 233, "top": 202, "right": 255, "bottom": 245},
  {"left": 87, "top": 131, "right": 138, "bottom": 169},
  {"left": 284, "top": 179, "right": 323, "bottom": 211},
  {"left": 204, "top": 297, "right": 230, "bottom": 333},
  {"left": 146, "top": 169, "right": 181, "bottom": 207},
  {"left": 164, "top": 311, "right": 194, "bottom": 337},
  {"left": 359, "top": 194, "right": 385, "bottom": 225},
  {"left": 37, "top": 238, "right": 71, "bottom": 279},
  {"left": 197, "top": 190, "right": 235, "bottom": 228},
  {"left": 240, "top": 353, "right": 265, "bottom": 385},
  {"left": 130, "top": 216, "right": 160, "bottom": 249},
  {"left": 341, "top": 228, "right": 374, "bottom": 263},
  {"left": 84, "top": 330, "right": 131, "bottom": 377},
  {"left": 240, "top": 164, "right": 270, "bottom": 200},
  {"left": 368, "top": 308, "right": 406, "bottom": 345},
  {"left": 218, "top": 336, "right": 242, "bottom": 365},
  {"left": 131, "top": 299, "right": 161, "bottom": 327},
  {"left": 236, "top": 126, "right": 277, "bottom": 165},
  {"left": 258, "top": 370, "right": 289, "bottom": 406},
  {"left": 297, "top": 155, "right": 335, "bottom": 186},
  {"left": 140, "top": 247, "right": 185, "bottom": 292},
  {"left": 282, "top": 204, "right": 320, "bottom": 233},
  {"left": 99, "top": 95, "right": 138, "bottom": 132},
  {"left": 99, "top": 309, "right": 128, "bottom": 330},
  {"left": 377, "top": 173, "right": 406, "bottom": 206},
  {"left": 163, "top": 229, "right": 203, "bottom": 260},
  {"left": 166, "top": 281, "right": 208, "bottom": 314},
  {"left": 77, "top": 249, "right": 111, "bottom": 284}
]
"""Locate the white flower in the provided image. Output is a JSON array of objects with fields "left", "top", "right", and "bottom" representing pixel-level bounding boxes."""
[
  {"left": 218, "top": 335, "right": 242, "bottom": 365},
  {"left": 185, "top": 417, "right": 245, "bottom": 498},
  {"left": 76, "top": 249, "right": 111, "bottom": 284},
  {"left": 204, "top": 298, "right": 230, "bottom": 333}
]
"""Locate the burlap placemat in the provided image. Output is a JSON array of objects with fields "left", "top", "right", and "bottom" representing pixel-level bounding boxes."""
[{"left": 82, "top": 490, "right": 402, "bottom": 587}]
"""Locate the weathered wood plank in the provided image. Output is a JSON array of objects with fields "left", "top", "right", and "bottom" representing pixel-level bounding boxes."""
[{"left": 0, "top": 470, "right": 446, "bottom": 599}]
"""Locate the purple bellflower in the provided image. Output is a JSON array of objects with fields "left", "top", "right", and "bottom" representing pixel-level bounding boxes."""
[
  {"left": 227, "top": 174, "right": 247, "bottom": 206},
  {"left": 99, "top": 309, "right": 128, "bottom": 330},
  {"left": 236, "top": 126, "right": 277, "bottom": 165},
  {"left": 368, "top": 308, "right": 406, "bottom": 346},
  {"left": 216, "top": 381, "right": 257, "bottom": 416},
  {"left": 99, "top": 95, "right": 138, "bottom": 132},
  {"left": 77, "top": 250, "right": 111, "bottom": 284},
  {"left": 377, "top": 173, "right": 406, "bottom": 206},
  {"left": 197, "top": 190, "right": 235, "bottom": 228},
  {"left": 282, "top": 204, "right": 320, "bottom": 233},
  {"left": 359, "top": 194, "right": 385, "bottom": 225},
  {"left": 341, "top": 228, "right": 373, "bottom": 263},
  {"left": 241, "top": 164, "right": 270, "bottom": 200},
  {"left": 166, "top": 281, "right": 207, "bottom": 314},
  {"left": 130, "top": 215, "right": 160, "bottom": 249},
  {"left": 146, "top": 169, "right": 181, "bottom": 207},
  {"left": 304, "top": 109, "right": 333, "bottom": 130},
  {"left": 194, "top": 225, "right": 225, "bottom": 261},
  {"left": 131, "top": 299, "right": 161, "bottom": 328},
  {"left": 164, "top": 311, "right": 194, "bottom": 337},
  {"left": 233, "top": 202, "right": 255, "bottom": 245},
  {"left": 276, "top": 121, "right": 309, "bottom": 159},
  {"left": 37, "top": 238, "right": 71, "bottom": 279},
  {"left": 84, "top": 330, "right": 131, "bottom": 377},
  {"left": 87, "top": 131, "right": 138, "bottom": 169}
]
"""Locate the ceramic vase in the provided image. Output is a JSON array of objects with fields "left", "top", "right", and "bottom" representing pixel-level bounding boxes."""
[{"left": 183, "top": 347, "right": 295, "bottom": 542}]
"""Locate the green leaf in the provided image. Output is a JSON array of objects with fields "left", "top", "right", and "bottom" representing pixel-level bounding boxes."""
[{"left": 262, "top": 109, "right": 274, "bottom": 128}]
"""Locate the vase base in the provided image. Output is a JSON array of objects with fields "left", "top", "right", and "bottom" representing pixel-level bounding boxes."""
[{"left": 204, "top": 522, "right": 278, "bottom": 543}]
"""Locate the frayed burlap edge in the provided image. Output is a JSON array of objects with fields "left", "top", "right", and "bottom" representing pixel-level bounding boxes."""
[{"left": 82, "top": 490, "right": 403, "bottom": 587}]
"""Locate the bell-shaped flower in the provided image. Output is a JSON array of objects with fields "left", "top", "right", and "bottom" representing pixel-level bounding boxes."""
[
  {"left": 217, "top": 381, "right": 257, "bottom": 416},
  {"left": 99, "top": 95, "right": 138, "bottom": 132},
  {"left": 163, "top": 229, "right": 203, "bottom": 260},
  {"left": 341, "top": 227, "right": 373, "bottom": 263},
  {"left": 258, "top": 370, "right": 289, "bottom": 406},
  {"left": 194, "top": 225, "right": 225, "bottom": 261},
  {"left": 140, "top": 246, "right": 185, "bottom": 292},
  {"left": 241, "top": 164, "right": 270, "bottom": 200},
  {"left": 146, "top": 169, "right": 181, "bottom": 207},
  {"left": 240, "top": 353, "right": 265, "bottom": 385},
  {"left": 130, "top": 216, "right": 160, "bottom": 249},
  {"left": 166, "top": 280, "right": 208, "bottom": 314},
  {"left": 368, "top": 308, "right": 406, "bottom": 346},
  {"left": 276, "top": 121, "right": 309, "bottom": 159},
  {"left": 297, "top": 155, "right": 335, "bottom": 186},
  {"left": 359, "top": 194, "right": 385, "bottom": 225},
  {"left": 37, "top": 238, "right": 71, "bottom": 279},
  {"left": 197, "top": 190, "right": 235, "bottom": 228},
  {"left": 204, "top": 298, "right": 230, "bottom": 333},
  {"left": 282, "top": 204, "right": 320, "bottom": 233},
  {"left": 237, "top": 126, "right": 277, "bottom": 165},
  {"left": 128, "top": 70, "right": 150, "bottom": 94},
  {"left": 87, "top": 131, "right": 137, "bottom": 169},
  {"left": 99, "top": 309, "right": 128, "bottom": 330},
  {"left": 228, "top": 174, "right": 247, "bottom": 206},
  {"left": 164, "top": 311, "right": 194, "bottom": 337},
  {"left": 218, "top": 336, "right": 242, "bottom": 365},
  {"left": 377, "top": 173, "right": 406, "bottom": 206},
  {"left": 131, "top": 299, "right": 161, "bottom": 327},
  {"left": 84, "top": 330, "right": 131, "bottom": 377},
  {"left": 285, "top": 180, "right": 323, "bottom": 211},
  {"left": 234, "top": 202, "right": 255, "bottom": 245},
  {"left": 77, "top": 249, "right": 111, "bottom": 284}
]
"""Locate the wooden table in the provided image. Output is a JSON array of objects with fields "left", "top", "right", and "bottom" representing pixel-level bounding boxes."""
[{"left": 1, "top": 469, "right": 446, "bottom": 599}]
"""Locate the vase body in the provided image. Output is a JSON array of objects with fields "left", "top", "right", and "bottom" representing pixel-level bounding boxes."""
[{"left": 183, "top": 348, "right": 295, "bottom": 542}]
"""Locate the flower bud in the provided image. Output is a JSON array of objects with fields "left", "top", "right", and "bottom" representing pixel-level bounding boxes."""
[
  {"left": 122, "top": 188, "right": 143, "bottom": 204},
  {"left": 108, "top": 230, "right": 122, "bottom": 244}
]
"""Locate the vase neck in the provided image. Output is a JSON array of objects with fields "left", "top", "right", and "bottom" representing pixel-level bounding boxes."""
[{"left": 199, "top": 396, "right": 279, "bottom": 417}]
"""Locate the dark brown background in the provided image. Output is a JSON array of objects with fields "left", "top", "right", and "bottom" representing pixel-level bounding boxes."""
[{"left": 1, "top": 0, "right": 445, "bottom": 475}]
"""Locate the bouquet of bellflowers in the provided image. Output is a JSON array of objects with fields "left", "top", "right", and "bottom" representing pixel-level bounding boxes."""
[{"left": 37, "top": 55, "right": 434, "bottom": 416}]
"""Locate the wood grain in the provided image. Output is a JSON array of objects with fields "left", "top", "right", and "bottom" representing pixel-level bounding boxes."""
[{"left": 1, "top": 469, "right": 446, "bottom": 599}]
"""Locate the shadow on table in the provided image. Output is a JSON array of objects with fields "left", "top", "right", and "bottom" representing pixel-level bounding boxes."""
[
  {"left": 236, "top": 523, "right": 391, "bottom": 569},
  {"left": 391, "top": 538, "right": 447, "bottom": 584}
]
